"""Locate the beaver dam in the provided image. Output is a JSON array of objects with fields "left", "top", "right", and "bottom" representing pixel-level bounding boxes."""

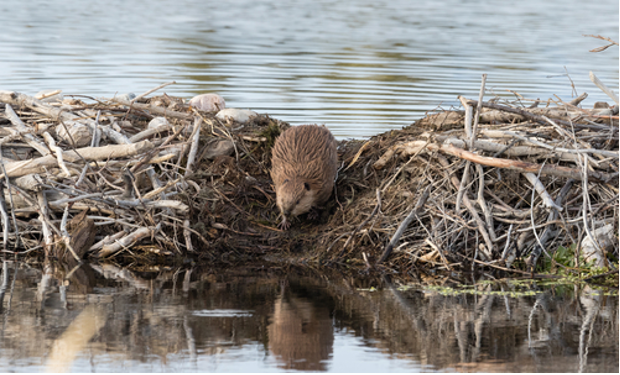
[{"left": 0, "top": 79, "right": 618, "bottom": 283}]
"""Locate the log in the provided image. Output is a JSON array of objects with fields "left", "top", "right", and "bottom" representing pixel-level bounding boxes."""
[
  {"left": 0, "top": 141, "right": 154, "bottom": 178},
  {"left": 97, "top": 227, "right": 153, "bottom": 258}
]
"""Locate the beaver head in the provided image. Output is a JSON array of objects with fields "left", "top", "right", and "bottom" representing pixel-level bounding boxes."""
[{"left": 276, "top": 177, "right": 317, "bottom": 220}]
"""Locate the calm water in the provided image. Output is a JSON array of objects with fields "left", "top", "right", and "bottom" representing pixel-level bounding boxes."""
[
  {"left": 0, "top": 0, "right": 618, "bottom": 138},
  {"left": 0, "top": 2, "right": 619, "bottom": 372},
  {"left": 0, "top": 261, "right": 617, "bottom": 373}
]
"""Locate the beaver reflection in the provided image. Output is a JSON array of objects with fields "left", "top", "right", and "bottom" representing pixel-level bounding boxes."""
[{"left": 267, "top": 284, "right": 334, "bottom": 371}]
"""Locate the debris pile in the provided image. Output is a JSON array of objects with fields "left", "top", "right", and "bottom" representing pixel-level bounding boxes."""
[{"left": 0, "top": 80, "right": 617, "bottom": 278}]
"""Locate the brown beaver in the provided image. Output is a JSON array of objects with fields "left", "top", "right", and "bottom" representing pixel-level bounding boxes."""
[{"left": 270, "top": 124, "right": 338, "bottom": 230}]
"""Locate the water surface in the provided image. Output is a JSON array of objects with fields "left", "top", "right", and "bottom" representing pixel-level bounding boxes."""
[
  {"left": 0, "top": 262, "right": 617, "bottom": 372},
  {"left": 0, "top": 0, "right": 618, "bottom": 138}
]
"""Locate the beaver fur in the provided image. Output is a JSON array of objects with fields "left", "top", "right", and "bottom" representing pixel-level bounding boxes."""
[{"left": 270, "top": 124, "right": 338, "bottom": 230}]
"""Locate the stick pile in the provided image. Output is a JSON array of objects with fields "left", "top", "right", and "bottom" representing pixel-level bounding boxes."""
[
  {"left": 322, "top": 76, "right": 618, "bottom": 275},
  {"left": 0, "top": 79, "right": 618, "bottom": 277},
  {"left": 0, "top": 88, "right": 226, "bottom": 260}
]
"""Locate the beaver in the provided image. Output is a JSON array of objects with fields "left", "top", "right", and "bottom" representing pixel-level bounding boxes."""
[{"left": 270, "top": 124, "right": 338, "bottom": 230}]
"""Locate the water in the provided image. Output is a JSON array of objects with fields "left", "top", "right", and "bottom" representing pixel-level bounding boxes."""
[
  {"left": 0, "top": 262, "right": 617, "bottom": 372},
  {"left": 0, "top": 0, "right": 617, "bottom": 138},
  {"left": 1, "top": 4, "right": 619, "bottom": 371}
]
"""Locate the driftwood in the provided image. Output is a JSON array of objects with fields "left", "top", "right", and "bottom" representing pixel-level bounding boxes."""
[
  {"left": 337, "top": 77, "right": 618, "bottom": 275},
  {"left": 378, "top": 186, "right": 430, "bottom": 265},
  {"left": 373, "top": 140, "right": 617, "bottom": 182},
  {"left": 0, "top": 87, "right": 238, "bottom": 260},
  {"left": 0, "top": 141, "right": 154, "bottom": 178},
  {"left": 417, "top": 98, "right": 618, "bottom": 131},
  {"left": 0, "top": 79, "right": 618, "bottom": 279}
]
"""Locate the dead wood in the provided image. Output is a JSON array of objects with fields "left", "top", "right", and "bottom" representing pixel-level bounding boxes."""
[{"left": 0, "top": 84, "right": 617, "bottom": 280}]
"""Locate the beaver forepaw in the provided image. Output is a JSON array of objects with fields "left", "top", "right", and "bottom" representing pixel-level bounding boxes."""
[{"left": 278, "top": 218, "right": 291, "bottom": 231}]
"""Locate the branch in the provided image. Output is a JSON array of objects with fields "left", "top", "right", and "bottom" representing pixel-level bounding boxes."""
[
  {"left": 378, "top": 186, "right": 430, "bottom": 265},
  {"left": 131, "top": 81, "right": 176, "bottom": 103},
  {"left": 439, "top": 143, "right": 615, "bottom": 183},
  {"left": 466, "top": 99, "right": 617, "bottom": 130}
]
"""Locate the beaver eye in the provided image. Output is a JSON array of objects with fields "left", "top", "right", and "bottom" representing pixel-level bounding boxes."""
[
  {"left": 303, "top": 182, "right": 310, "bottom": 191},
  {"left": 296, "top": 200, "right": 300, "bottom": 205},
  {"left": 283, "top": 179, "right": 289, "bottom": 184}
]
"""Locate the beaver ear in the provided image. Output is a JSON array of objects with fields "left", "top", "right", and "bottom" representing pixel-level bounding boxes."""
[{"left": 304, "top": 182, "right": 310, "bottom": 191}]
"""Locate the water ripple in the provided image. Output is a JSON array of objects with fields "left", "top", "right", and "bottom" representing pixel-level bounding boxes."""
[{"left": 0, "top": 0, "right": 617, "bottom": 138}]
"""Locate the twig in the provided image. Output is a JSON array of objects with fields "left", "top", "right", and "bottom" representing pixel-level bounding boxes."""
[
  {"left": 583, "top": 34, "right": 619, "bottom": 53},
  {"left": 523, "top": 172, "right": 563, "bottom": 210},
  {"left": 500, "top": 224, "right": 514, "bottom": 261},
  {"left": 131, "top": 81, "right": 176, "bottom": 104},
  {"left": 589, "top": 71, "right": 619, "bottom": 105},
  {"left": 582, "top": 34, "right": 619, "bottom": 45},
  {"left": 142, "top": 178, "right": 181, "bottom": 200},
  {"left": 471, "top": 74, "right": 487, "bottom": 148},
  {"left": 42, "top": 132, "right": 71, "bottom": 177},
  {"left": 526, "top": 162, "right": 569, "bottom": 271},
  {"left": 0, "top": 181, "right": 9, "bottom": 249},
  {"left": 437, "top": 154, "right": 495, "bottom": 258},
  {"left": 476, "top": 163, "right": 496, "bottom": 241},
  {"left": 130, "top": 123, "right": 185, "bottom": 173},
  {"left": 455, "top": 161, "right": 470, "bottom": 214},
  {"left": 590, "top": 192, "right": 619, "bottom": 217},
  {"left": 128, "top": 123, "right": 175, "bottom": 143},
  {"left": 377, "top": 186, "right": 430, "bottom": 265},
  {"left": 582, "top": 268, "right": 619, "bottom": 281},
  {"left": 455, "top": 95, "right": 475, "bottom": 214},
  {"left": 183, "top": 220, "right": 194, "bottom": 252},
  {"left": 35, "top": 89, "right": 62, "bottom": 100},
  {"left": 0, "top": 158, "right": 20, "bottom": 249},
  {"left": 457, "top": 96, "right": 474, "bottom": 142},
  {"left": 568, "top": 92, "right": 588, "bottom": 106},
  {"left": 185, "top": 117, "right": 202, "bottom": 175},
  {"left": 59, "top": 205, "right": 81, "bottom": 262},
  {"left": 423, "top": 238, "right": 452, "bottom": 270},
  {"left": 76, "top": 110, "right": 101, "bottom": 187},
  {"left": 468, "top": 256, "right": 563, "bottom": 279},
  {"left": 36, "top": 189, "right": 54, "bottom": 254},
  {"left": 579, "top": 154, "right": 603, "bottom": 259}
]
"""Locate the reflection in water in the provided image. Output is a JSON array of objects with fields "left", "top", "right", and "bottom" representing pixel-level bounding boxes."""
[
  {"left": 45, "top": 305, "right": 107, "bottom": 373},
  {"left": 268, "top": 282, "right": 334, "bottom": 371},
  {"left": 0, "top": 261, "right": 617, "bottom": 372}
]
